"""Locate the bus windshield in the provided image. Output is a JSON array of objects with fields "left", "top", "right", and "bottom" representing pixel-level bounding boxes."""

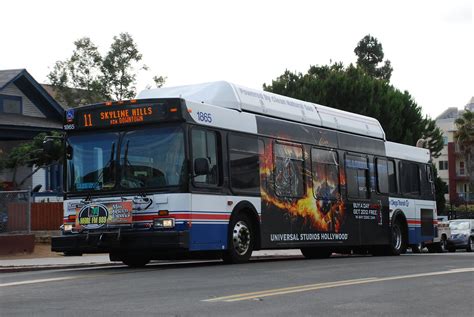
[{"left": 67, "top": 126, "right": 186, "bottom": 192}]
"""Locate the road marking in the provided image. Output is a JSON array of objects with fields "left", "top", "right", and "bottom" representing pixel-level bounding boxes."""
[
  {"left": 204, "top": 267, "right": 474, "bottom": 302},
  {"left": 0, "top": 276, "right": 81, "bottom": 288}
]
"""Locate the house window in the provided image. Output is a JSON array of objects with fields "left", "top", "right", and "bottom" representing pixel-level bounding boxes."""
[
  {"left": 438, "top": 161, "right": 448, "bottom": 170},
  {"left": 0, "top": 94, "right": 22, "bottom": 114},
  {"left": 442, "top": 136, "right": 448, "bottom": 145},
  {"left": 460, "top": 161, "right": 465, "bottom": 175}
]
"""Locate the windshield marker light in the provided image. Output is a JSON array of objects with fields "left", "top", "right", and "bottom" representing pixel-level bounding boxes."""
[
  {"left": 158, "top": 210, "right": 169, "bottom": 216},
  {"left": 153, "top": 218, "right": 175, "bottom": 229}
]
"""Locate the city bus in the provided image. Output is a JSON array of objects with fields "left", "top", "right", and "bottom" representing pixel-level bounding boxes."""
[{"left": 51, "top": 81, "right": 439, "bottom": 266}]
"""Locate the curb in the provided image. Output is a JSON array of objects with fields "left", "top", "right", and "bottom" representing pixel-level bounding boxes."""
[{"left": 0, "top": 254, "right": 303, "bottom": 273}]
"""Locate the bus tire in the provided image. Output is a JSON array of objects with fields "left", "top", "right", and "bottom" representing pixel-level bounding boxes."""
[
  {"left": 301, "top": 247, "right": 332, "bottom": 259},
  {"left": 223, "top": 213, "right": 254, "bottom": 264},
  {"left": 390, "top": 219, "right": 407, "bottom": 255},
  {"left": 121, "top": 255, "right": 151, "bottom": 268}
]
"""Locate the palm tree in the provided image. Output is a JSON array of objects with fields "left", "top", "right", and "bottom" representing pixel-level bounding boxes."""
[{"left": 454, "top": 110, "right": 474, "bottom": 200}]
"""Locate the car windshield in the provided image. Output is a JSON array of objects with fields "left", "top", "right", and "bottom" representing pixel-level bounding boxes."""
[
  {"left": 449, "top": 221, "right": 470, "bottom": 230},
  {"left": 67, "top": 126, "right": 185, "bottom": 192}
]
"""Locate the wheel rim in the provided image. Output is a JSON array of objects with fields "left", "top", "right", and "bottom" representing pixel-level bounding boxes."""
[
  {"left": 470, "top": 238, "right": 474, "bottom": 250},
  {"left": 232, "top": 220, "right": 251, "bottom": 255},
  {"left": 392, "top": 224, "right": 402, "bottom": 251},
  {"left": 441, "top": 239, "right": 447, "bottom": 251}
]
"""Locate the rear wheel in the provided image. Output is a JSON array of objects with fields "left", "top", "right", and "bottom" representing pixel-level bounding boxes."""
[
  {"left": 223, "top": 213, "right": 254, "bottom": 264},
  {"left": 301, "top": 247, "right": 332, "bottom": 259},
  {"left": 390, "top": 220, "right": 407, "bottom": 255}
]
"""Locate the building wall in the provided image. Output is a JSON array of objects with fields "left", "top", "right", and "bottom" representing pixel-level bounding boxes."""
[
  {"left": 435, "top": 100, "right": 473, "bottom": 204},
  {"left": 0, "top": 83, "right": 46, "bottom": 118}
]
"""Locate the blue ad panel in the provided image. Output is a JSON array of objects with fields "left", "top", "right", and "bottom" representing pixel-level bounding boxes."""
[{"left": 189, "top": 223, "right": 228, "bottom": 251}]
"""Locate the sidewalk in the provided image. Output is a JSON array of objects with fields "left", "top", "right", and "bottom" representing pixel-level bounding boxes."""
[{"left": 0, "top": 249, "right": 303, "bottom": 273}]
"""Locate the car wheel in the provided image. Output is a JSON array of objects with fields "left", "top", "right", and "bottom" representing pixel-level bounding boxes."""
[
  {"left": 223, "top": 213, "right": 254, "bottom": 264},
  {"left": 411, "top": 243, "right": 423, "bottom": 254},
  {"left": 467, "top": 237, "right": 474, "bottom": 252},
  {"left": 440, "top": 238, "right": 448, "bottom": 252}
]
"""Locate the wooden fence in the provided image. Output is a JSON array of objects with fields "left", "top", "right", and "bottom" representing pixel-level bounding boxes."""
[{"left": 31, "top": 202, "right": 63, "bottom": 230}]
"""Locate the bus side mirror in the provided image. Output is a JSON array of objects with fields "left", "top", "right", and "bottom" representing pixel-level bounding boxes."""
[
  {"left": 42, "top": 139, "right": 55, "bottom": 155},
  {"left": 194, "top": 158, "right": 210, "bottom": 176},
  {"left": 66, "top": 145, "right": 73, "bottom": 159}
]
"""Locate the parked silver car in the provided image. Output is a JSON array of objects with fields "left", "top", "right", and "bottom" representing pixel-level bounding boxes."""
[{"left": 448, "top": 219, "right": 474, "bottom": 252}]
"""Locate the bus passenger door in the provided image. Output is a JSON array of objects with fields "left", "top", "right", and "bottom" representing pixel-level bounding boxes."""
[{"left": 189, "top": 128, "right": 228, "bottom": 251}]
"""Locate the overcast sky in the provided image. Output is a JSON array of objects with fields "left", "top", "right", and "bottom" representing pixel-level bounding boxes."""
[{"left": 1, "top": 0, "right": 472, "bottom": 118}]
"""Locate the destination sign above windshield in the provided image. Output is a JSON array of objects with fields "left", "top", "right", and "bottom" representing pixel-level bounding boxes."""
[{"left": 64, "top": 99, "right": 182, "bottom": 130}]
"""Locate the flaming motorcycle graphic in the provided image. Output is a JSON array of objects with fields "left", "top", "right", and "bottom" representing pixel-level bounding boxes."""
[{"left": 260, "top": 141, "right": 346, "bottom": 233}]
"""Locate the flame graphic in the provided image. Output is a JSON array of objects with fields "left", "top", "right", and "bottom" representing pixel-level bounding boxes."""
[{"left": 260, "top": 141, "right": 346, "bottom": 232}]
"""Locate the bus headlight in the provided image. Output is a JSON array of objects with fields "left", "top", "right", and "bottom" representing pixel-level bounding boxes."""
[
  {"left": 153, "top": 218, "right": 175, "bottom": 229},
  {"left": 63, "top": 224, "right": 73, "bottom": 232}
]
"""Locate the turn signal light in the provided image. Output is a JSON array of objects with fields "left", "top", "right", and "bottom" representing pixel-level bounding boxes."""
[{"left": 158, "top": 210, "right": 169, "bottom": 216}]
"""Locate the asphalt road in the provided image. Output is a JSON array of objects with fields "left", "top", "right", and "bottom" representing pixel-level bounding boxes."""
[{"left": 1, "top": 252, "right": 473, "bottom": 316}]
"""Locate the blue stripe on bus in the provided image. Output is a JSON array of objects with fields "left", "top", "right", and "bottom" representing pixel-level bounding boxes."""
[{"left": 189, "top": 223, "right": 228, "bottom": 251}]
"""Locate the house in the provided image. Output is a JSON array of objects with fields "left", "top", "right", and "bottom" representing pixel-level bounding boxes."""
[
  {"left": 0, "top": 69, "right": 64, "bottom": 194},
  {"left": 433, "top": 97, "right": 474, "bottom": 205}
]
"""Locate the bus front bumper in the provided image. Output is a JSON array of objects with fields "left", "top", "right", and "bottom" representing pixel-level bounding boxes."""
[{"left": 51, "top": 230, "right": 189, "bottom": 253}]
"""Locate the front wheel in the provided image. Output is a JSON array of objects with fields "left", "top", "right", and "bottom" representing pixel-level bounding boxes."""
[
  {"left": 411, "top": 243, "right": 424, "bottom": 254},
  {"left": 223, "top": 213, "right": 254, "bottom": 264},
  {"left": 440, "top": 238, "right": 448, "bottom": 252}
]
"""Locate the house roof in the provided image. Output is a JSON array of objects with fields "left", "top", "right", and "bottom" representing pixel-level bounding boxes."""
[{"left": 0, "top": 69, "right": 64, "bottom": 121}]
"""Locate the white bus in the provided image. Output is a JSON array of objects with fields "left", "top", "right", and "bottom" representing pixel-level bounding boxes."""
[{"left": 51, "top": 81, "right": 439, "bottom": 266}]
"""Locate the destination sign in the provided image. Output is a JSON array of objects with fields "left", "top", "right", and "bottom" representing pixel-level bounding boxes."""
[{"left": 64, "top": 99, "right": 182, "bottom": 130}]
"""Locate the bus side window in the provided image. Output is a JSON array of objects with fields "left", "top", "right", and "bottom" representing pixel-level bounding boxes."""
[
  {"left": 400, "top": 161, "right": 420, "bottom": 196},
  {"left": 274, "top": 142, "right": 304, "bottom": 198},
  {"left": 345, "top": 154, "right": 369, "bottom": 199},
  {"left": 311, "top": 148, "right": 340, "bottom": 200},
  {"left": 420, "top": 164, "right": 433, "bottom": 196},
  {"left": 376, "top": 158, "right": 389, "bottom": 194},
  {"left": 228, "top": 133, "right": 260, "bottom": 194},
  {"left": 192, "top": 129, "right": 220, "bottom": 186},
  {"left": 376, "top": 158, "right": 397, "bottom": 194}
]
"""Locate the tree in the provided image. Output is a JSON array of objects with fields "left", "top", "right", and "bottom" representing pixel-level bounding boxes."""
[
  {"left": 264, "top": 64, "right": 443, "bottom": 157},
  {"left": 48, "top": 38, "right": 105, "bottom": 106},
  {"left": 0, "top": 132, "right": 63, "bottom": 188},
  {"left": 454, "top": 110, "right": 474, "bottom": 190},
  {"left": 48, "top": 33, "right": 165, "bottom": 107},
  {"left": 101, "top": 33, "right": 145, "bottom": 100},
  {"left": 354, "top": 34, "right": 393, "bottom": 81},
  {"left": 433, "top": 165, "right": 448, "bottom": 214}
]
